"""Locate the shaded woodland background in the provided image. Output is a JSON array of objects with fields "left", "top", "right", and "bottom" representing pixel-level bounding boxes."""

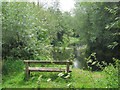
[
  {"left": 2, "top": 2, "right": 120, "bottom": 64},
  {"left": 1, "top": 1, "right": 120, "bottom": 88}
]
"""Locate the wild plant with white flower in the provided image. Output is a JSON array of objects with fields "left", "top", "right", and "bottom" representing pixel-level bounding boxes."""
[
  {"left": 64, "top": 73, "right": 70, "bottom": 78},
  {"left": 67, "top": 83, "right": 71, "bottom": 86},
  {"left": 37, "top": 75, "right": 42, "bottom": 84},
  {"left": 58, "top": 73, "right": 64, "bottom": 77},
  {"left": 47, "top": 78, "right": 51, "bottom": 82}
]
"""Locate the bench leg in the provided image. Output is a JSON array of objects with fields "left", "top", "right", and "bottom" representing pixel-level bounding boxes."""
[
  {"left": 25, "top": 62, "right": 30, "bottom": 78},
  {"left": 67, "top": 63, "right": 69, "bottom": 74},
  {"left": 25, "top": 70, "right": 30, "bottom": 78},
  {"left": 28, "top": 70, "right": 30, "bottom": 76}
]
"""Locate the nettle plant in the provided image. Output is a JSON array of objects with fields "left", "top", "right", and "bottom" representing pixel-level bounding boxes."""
[
  {"left": 85, "top": 53, "right": 119, "bottom": 88},
  {"left": 102, "top": 58, "right": 119, "bottom": 88},
  {"left": 85, "top": 53, "right": 99, "bottom": 70}
]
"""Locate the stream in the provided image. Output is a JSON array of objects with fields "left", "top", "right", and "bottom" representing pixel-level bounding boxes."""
[{"left": 52, "top": 46, "right": 87, "bottom": 69}]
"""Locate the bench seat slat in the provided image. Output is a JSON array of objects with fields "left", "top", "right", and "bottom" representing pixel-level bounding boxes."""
[
  {"left": 24, "top": 67, "right": 72, "bottom": 72},
  {"left": 24, "top": 60, "right": 72, "bottom": 65}
]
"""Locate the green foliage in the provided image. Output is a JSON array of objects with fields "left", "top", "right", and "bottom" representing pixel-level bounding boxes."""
[
  {"left": 2, "top": 2, "right": 35, "bottom": 59},
  {"left": 2, "top": 58, "right": 24, "bottom": 75},
  {"left": 108, "top": 41, "right": 118, "bottom": 49},
  {"left": 2, "top": 2, "right": 74, "bottom": 61},
  {"left": 104, "top": 3, "right": 120, "bottom": 52},
  {"left": 69, "top": 37, "right": 79, "bottom": 45},
  {"left": 102, "top": 58, "right": 119, "bottom": 88},
  {"left": 86, "top": 53, "right": 119, "bottom": 88},
  {"left": 85, "top": 52, "right": 98, "bottom": 70},
  {"left": 72, "top": 2, "right": 120, "bottom": 63},
  {"left": 1, "top": 1, "right": 120, "bottom": 89},
  {"left": 2, "top": 63, "right": 119, "bottom": 88},
  {"left": 52, "top": 47, "right": 74, "bottom": 60},
  {"left": 102, "top": 64, "right": 118, "bottom": 88}
]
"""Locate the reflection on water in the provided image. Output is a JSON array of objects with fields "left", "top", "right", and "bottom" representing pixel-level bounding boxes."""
[
  {"left": 74, "top": 47, "right": 87, "bottom": 69},
  {"left": 74, "top": 60, "right": 81, "bottom": 68},
  {"left": 74, "top": 58, "right": 87, "bottom": 69},
  {"left": 52, "top": 46, "right": 87, "bottom": 69}
]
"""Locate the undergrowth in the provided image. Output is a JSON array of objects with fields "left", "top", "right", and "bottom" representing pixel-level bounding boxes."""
[{"left": 2, "top": 55, "right": 119, "bottom": 88}]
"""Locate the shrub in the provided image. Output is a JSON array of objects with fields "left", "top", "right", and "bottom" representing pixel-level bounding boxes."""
[
  {"left": 102, "top": 58, "right": 119, "bottom": 88},
  {"left": 86, "top": 53, "right": 119, "bottom": 88},
  {"left": 2, "top": 57, "right": 24, "bottom": 75}
]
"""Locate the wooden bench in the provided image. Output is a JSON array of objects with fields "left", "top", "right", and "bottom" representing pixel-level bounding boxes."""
[{"left": 24, "top": 60, "right": 72, "bottom": 77}]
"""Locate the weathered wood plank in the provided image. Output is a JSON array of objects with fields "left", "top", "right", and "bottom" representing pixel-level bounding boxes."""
[
  {"left": 25, "top": 62, "right": 29, "bottom": 78},
  {"left": 24, "top": 60, "right": 72, "bottom": 65},
  {"left": 24, "top": 67, "right": 72, "bottom": 72},
  {"left": 67, "top": 63, "right": 69, "bottom": 74}
]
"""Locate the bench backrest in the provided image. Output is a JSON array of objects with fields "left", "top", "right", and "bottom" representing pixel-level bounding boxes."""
[{"left": 24, "top": 60, "right": 72, "bottom": 65}]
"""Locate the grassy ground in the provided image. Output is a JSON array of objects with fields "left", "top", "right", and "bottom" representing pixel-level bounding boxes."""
[
  {"left": 2, "top": 58, "right": 119, "bottom": 88},
  {"left": 2, "top": 67, "right": 108, "bottom": 88}
]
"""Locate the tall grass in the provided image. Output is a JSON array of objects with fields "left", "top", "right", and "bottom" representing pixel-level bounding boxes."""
[
  {"left": 2, "top": 58, "right": 24, "bottom": 75},
  {"left": 2, "top": 56, "right": 119, "bottom": 88}
]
